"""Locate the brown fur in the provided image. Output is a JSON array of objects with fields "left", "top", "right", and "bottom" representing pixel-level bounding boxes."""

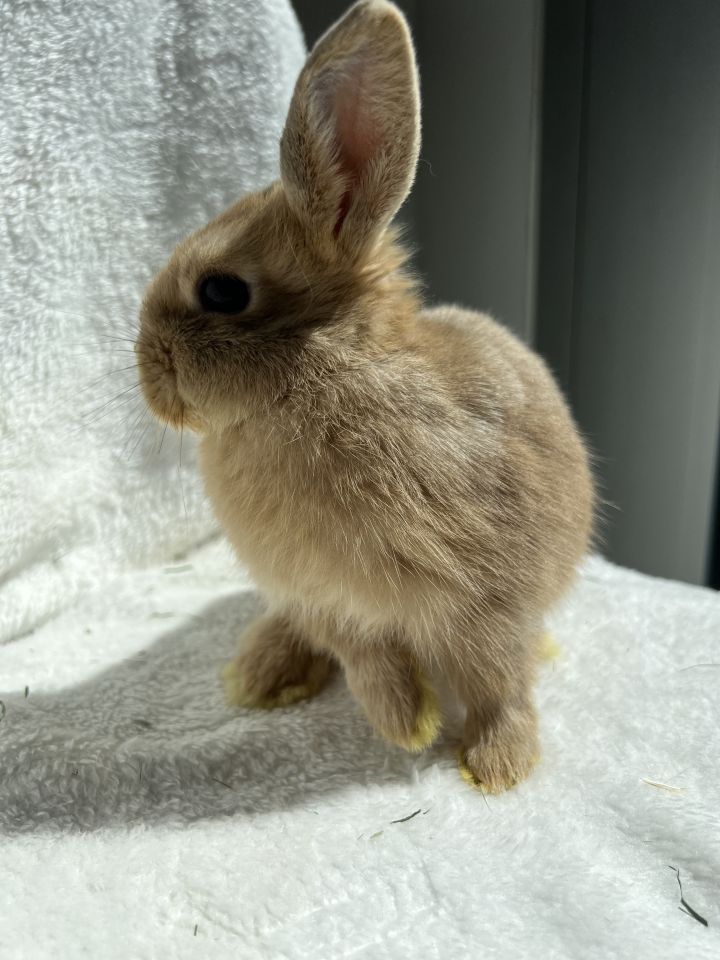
[{"left": 135, "top": 0, "right": 593, "bottom": 793}]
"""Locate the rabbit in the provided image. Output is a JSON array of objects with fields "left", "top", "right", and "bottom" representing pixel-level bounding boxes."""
[{"left": 135, "top": 0, "right": 594, "bottom": 794}]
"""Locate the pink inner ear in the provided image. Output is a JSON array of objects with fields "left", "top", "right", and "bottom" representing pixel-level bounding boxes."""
[{"left": 325, "top": 55, "right": 382, "bottom": 237}]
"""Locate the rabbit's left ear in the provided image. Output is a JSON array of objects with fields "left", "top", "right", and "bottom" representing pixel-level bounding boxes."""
[{"left": 280, "top": 0, "right": 420, "bottom": 259}]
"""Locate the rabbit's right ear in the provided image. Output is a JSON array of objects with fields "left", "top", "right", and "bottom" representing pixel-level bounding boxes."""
[{"left": 280, "top": 0, "right": 420, "bottom": 261}]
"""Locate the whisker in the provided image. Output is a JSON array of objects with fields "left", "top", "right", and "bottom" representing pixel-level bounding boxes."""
[
  {"left": 128, "top": 413, "right": 154, "bottom": 462},
  {"left": 68, "top": 349, "right": 140, "bottom": 361},
  {"left": 157, "top": 418, "right": 170, "bottom": 455},
  {"left": 84, "top": 392, "right": 142, "bottom": 427},
  {"left": 122, "top": 403, "right": 150, "bottom": 459},
  {"left": 66, "top": 336, "right": 137, "bottom": 347},
  {"left": 76, "top": 364, "right": 146, "bottom": 394},
  {"left": 178, "top": 409, "right": 189, "bottom": 529},
  {"left": 83, "top": 382, "right": 141, "bottom": 424}
]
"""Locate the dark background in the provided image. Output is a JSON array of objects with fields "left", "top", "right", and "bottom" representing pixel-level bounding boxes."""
[{"left": 294, "top": 0, "right": 720, "bottom": 589}]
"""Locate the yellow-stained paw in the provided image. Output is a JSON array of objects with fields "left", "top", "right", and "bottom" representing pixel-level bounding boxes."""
[
  {"left": 458, "top": 745, "right": 539, "bottom": 795},
  {"left": 458, "top": 748, "right": 486, "bottom": 789},
  {"left": 539, "top": 631, "right": 560, "bottom": 662},
  {"left": 393, "top": 671, "right": 442, "bottom": 753},
  {"left": 221, "top": 656, "right": 331, "bottom": 710}
]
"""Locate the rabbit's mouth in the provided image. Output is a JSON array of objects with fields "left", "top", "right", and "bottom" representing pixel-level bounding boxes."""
[{"left": 135, "top": 335, "right": 192, "bottom": 429}]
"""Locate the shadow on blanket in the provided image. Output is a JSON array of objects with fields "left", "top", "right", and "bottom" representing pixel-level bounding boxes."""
[{"left": 0, "top": 592, "right": 448, "bottom": 834}]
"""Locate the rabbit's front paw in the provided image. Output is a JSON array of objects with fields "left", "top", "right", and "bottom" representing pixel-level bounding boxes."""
[
  {"left": 221, "top": 613, "right": 334, "bottom": 710},
  {"left": 389, "top": 670, "right": 442, "bottom": 752},
  {"left": 345, "top": 654, "right": 441, "bottom": 753}
]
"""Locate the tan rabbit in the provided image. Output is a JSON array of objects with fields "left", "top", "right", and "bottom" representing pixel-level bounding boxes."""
[{"left": 136, "top": 0, "right": 593, "bottom": 793}]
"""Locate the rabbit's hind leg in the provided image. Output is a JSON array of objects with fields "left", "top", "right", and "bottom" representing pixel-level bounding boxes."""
[{"left": 449, "top": 616, "right": 541, "bottom": 794}]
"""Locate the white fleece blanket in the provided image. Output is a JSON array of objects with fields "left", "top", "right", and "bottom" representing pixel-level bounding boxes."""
[
  {"left": 1, "top": 543, "right": 718, "bottom": 958},
  {"left": 0, "top": 0, "right": 304, "bottom": 643}
]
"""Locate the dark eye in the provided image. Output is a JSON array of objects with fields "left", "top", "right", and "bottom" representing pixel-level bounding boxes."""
[{"left": 198, "top": 274, "right": 251, "bottom": 314}]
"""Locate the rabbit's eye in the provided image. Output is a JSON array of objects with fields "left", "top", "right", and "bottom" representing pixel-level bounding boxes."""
[{"left": 198, "top": 274, "right": 251, "bottom": 314}]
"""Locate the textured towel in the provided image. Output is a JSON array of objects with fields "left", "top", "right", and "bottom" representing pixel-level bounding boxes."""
[
  {"left": 1, "top": 547, "right": 719, "bottom": 958},
  {"left": 0, "top": 0, "right": 305, "bottom": 643}
]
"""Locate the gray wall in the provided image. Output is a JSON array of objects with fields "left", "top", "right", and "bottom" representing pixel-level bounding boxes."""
[
  {"left": 540, "top": 0, "right": 720, "bottom": 584},
  {"left": 412, "top": 0, "right": 543, "bottom": 341}
]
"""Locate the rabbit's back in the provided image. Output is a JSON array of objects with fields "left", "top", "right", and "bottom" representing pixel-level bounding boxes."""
[{"left": 415, "top": 304, "right": 594, "bottom": 600}]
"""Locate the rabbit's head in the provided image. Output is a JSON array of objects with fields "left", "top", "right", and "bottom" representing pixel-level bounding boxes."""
[{"left": 136, "top": 0, "right": 420, "bottom": 432}]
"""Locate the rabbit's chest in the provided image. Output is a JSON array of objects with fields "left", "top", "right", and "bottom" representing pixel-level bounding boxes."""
[{"left": 199, "top": 429, "right": 391, "bottom": 614}]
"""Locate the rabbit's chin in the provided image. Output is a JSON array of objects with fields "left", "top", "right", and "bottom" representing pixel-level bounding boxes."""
[
  {"left": 135, "top": 337, "right": 203, "bottom": 432},
  {"left": 137, "top": 365, "right": 202, "bottom": 432},
  {"left": 144, "top": 387, "right": 189, "bottom": 429},
  {"left": 149, "top": 386, "right": 244, "bottom": 435}
]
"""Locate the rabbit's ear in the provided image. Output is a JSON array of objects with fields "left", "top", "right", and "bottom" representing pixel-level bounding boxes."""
[{"left": 280, "top": 0, "right": 420, "bottom": 258}]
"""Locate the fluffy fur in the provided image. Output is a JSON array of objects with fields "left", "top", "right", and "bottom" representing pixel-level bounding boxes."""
[{"left": 136, "top": 0, "right": 594, "bottom": 792}]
